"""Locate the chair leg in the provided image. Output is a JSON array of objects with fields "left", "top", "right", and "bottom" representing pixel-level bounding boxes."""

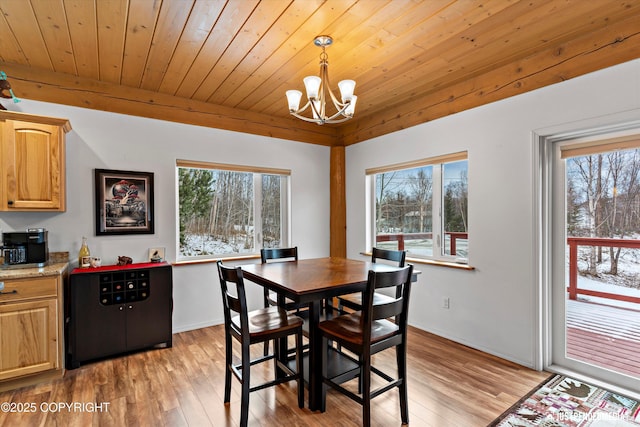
[
  {"left": 240, "top": 342, "right": 251, "bottom": 427},
  {"left": 357, "top": 356, "right": 363, "bottom": 394},
  {"left": 263, "top": 339, "right": 269, "bottom": 356},
  {"left": 273, "top": 337, "right": 280, "bottom": 379},
  {"left": 397, "top": 344, "right": 409, "bottom": 424},
  {"left": 362, "top": 354, "right": 372, "bottom": 427},
  {"left": 224, "top": 334, "right": 232, "bottom": 403},
  {"left": 296, "top": 330, "right": 304, "bottom": 408},
  {"left": 320, "top": 336, "right": 328, "bottom": 413}
]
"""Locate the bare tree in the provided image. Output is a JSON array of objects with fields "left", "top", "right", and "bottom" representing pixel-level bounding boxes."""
[
  {"left": 568, "top": 148, "right": 640, "bottom": 276},
  {"left": 376, "top": 172, "right": 398, "bottom": 233},
  {"left": 603, "top": 150, "right": 640, "bottom": 274},
  {"left": 408, "top": 168, "right": 432, "bottom": 233},
  {"left": 450, "top": 168, "right": 468, "bottom": 231},
  {"left": 261, "top": 175, "right": 281, "bottom": 247},
  {"left": 570, "top": 154, "right": 611, "bottom": 275}
]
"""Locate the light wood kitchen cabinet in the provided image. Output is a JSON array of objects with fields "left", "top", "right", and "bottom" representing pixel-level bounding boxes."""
[
  {"left": 0, "top": 299, "right": 58, "bottom": 380},
  {"left": 0, "top": 111, "right": 71, "bottom": 211},
  {"left": 0, "top": 272, "right": 65, "bottom": 390}
]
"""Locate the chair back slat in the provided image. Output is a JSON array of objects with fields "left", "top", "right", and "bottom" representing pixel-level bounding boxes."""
[
  {"left": 226, "top": 292, "right": 242, "bottom": 314},
  {"left": 371, "top": 247, "right": 406, "bottom": 267},
  {"left": 261, "top": 247, "right": 298, "bottom": 263},
  {"left": 372, "top": 298, "right": 403, "bottom": 320}
]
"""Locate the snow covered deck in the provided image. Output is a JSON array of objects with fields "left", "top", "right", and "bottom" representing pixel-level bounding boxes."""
[{"left": 567, "top": 299, "right": 640, "bottom": 377}]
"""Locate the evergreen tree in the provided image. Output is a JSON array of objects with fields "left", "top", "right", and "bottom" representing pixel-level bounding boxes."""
[{"left": 178, "top": 168, "right": 214, "bottom": 248}]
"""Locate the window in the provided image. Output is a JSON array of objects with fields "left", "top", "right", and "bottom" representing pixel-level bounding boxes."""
[
  {"left": 177, "top": 160, "right": 290, "bottom": 261},
  {"left": 367, "top": 152, "right": 468, "bottom": 262}
]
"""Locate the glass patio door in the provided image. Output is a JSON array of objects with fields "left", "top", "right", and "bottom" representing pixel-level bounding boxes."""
[{"left": 548, "top": 131, "right": 640, "bottom": 396}]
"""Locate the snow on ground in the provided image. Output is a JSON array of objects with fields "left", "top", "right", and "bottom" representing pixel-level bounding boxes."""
[
  {"left": 573, "top": 245, "right": 639, "bottom": 310},
  {"left": 574, "top": 275, "right": 640, "bottom": 310},
  {"left": 180, "top": 234, "right": 253, "bottom": 258}
]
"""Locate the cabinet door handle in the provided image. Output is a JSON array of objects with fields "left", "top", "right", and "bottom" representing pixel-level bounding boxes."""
[
  {"left": 128, "top": 305, "right": 133, "bottom": 309},
  {"left": 0, "top": 289, "right": 18, "bottom": 295},
  {"left": 7, "top": 200, "right": 14, "bottom": 206}
]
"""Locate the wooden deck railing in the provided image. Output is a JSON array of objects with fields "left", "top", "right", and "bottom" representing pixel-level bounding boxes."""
[
  {"left": 567, "top": 237, "right": 640, "bottom": 304},
  {"left": 376, "top": 232, "right": 468, "bottom": 255}
]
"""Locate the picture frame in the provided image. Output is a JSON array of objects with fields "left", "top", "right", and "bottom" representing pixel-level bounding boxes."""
[
  {"left": 148, "top": 247, "right": 165, "bottom": 262},
  {"left": 94, "top": 169, "right": 154, "bottom": 235}
]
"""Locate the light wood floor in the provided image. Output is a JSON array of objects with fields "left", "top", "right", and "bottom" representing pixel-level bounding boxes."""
[{"left": 0, "top": 325, "right": 550, "bottom": 426}]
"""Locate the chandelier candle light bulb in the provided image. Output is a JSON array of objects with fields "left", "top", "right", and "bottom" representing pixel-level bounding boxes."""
[
  {"left": 345, "top": 95, "right": 357, "bottom": 116},
  {"left": 285, "top": 35, "right": 357, "bottom": 125},
  {"left": 338, "top": 79, "right": 355, "bottom": 102},
  {"left": 304, "top": 76, "right": 321, "bottom": 99},
  {"left": 286, "top": 90, "right": 302, "bottom": 111}
]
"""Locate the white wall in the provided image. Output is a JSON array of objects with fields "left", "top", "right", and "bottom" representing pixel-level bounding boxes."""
[
  {"left": 345, "top": 59, "right": 640, "bottom": 368},
  {"left": 0, "top": 101, "right": 331, "bottom": 332}
]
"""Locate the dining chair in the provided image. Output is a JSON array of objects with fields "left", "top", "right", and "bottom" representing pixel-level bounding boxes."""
[
  {"left": 318, "top": 264, "right": 413, "bottom": 427},
  {"left": 216, "top": 261, "right": 304, "bottom": 427},
  {"left": 261, "top": 246, "right": 305, "bottom": 355},
  {"left": 336, "top": 247, "right": 406, "bottom": 312},
  {"left": 261, "top": 246, "right": 300, "bottom": 310}
]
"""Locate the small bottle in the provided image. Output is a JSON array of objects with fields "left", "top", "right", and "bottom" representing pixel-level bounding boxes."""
[{"left": 78, "top": 237, "right": 91, "bottom": 268}]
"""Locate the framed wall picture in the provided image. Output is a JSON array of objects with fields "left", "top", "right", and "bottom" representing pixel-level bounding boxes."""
[{"left": 94, "top": 169, "right": 154, "bottom": 235}]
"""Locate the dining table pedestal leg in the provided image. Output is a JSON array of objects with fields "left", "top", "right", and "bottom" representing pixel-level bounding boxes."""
[{"left": 307, "top": 300, "right": 322, "bottom": 411}]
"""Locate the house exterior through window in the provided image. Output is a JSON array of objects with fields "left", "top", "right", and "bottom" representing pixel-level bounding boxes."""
[{"left": 367, "top": 152, "right": 468, "bottom": 263}]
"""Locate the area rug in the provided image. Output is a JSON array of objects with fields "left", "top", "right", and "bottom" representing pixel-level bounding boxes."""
[{"left": 489, "top": 374, "right": 640, "bottom": 426}]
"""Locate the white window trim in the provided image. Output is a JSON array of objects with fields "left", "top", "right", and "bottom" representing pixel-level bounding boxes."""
[
  {"left": 366, "top": 152, "right": 468, "bottom": 264},
  {"left": 176, "top": 160, "right": 291, "bottom": 262}
]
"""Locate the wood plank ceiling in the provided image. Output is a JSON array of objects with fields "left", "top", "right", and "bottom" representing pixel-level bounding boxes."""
[{"left": 0, "top": 0, "right": 639, "bottom": 147}]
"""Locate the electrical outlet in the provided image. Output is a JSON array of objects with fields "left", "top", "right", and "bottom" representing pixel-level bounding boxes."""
[{"left": 443, "top": 297, "right": 450, "bottom": 309}]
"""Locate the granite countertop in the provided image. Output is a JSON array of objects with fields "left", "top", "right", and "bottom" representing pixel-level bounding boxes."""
[
  {"left": 0, "top": 252, "right": 69, "bottom": 280},
  {"left": 0, "top": 262, "right": 68, "bottom": 280}
]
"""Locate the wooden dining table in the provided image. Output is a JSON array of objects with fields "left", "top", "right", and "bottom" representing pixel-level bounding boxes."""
[{"left": 240, "top": 256, "right": 411, "bottom": 411}]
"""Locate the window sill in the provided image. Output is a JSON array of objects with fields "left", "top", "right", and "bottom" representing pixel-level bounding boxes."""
[
  {"left": 361, "top": 252, "right": 475, "bottom": 271},
  {"left": 172, "top": 254, "right": 260, "bottom": 267},
  {"left": 406, "top": 257, "right": 475, "bottom": 270}
]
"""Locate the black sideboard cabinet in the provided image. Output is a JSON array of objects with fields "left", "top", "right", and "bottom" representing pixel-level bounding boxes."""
[{"left": 65, "top": 262, "right": 173, "bottom": 368}]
